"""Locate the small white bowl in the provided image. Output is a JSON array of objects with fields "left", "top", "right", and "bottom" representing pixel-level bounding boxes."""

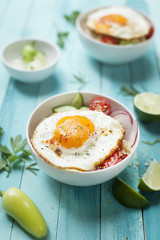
[
  {"left": 26, "top": 92, "right": 140, "bottom": 186},
  {"left": 76, "top": 6, "right": 154, "bottom": 65},
  {"left": 1, "top": 38, "right": 60, "bottom": 83}
]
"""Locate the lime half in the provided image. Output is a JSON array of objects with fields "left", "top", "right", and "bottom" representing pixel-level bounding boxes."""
[
  {"left": 134, "top": 92, "right": 160, "bottom": 122},
  {"left": 138, "top": 159, "right": 160, "bottom": 192},
  {"left": 113, "top": 177, "right": 149, "bottom": 208}
]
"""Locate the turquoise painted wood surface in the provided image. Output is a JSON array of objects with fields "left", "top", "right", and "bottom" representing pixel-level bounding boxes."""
[{"left": 0, "top": 0, "right": 160, "bottom": 239}]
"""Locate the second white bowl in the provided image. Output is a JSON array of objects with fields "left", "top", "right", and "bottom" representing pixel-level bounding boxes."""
[
  {"left": 1, "top": 38, "right": 60, "bottom": 83},
  {"left": 76, "top": 6, "right": 154, "bottom": 65}
]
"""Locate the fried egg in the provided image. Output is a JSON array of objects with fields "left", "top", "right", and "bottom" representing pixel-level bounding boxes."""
[
  {"left": 86, "top": 6, "right": 151, "bottom": 40},
  {"left": 31, "top": 110, "right": 125, "bottom": 171}
]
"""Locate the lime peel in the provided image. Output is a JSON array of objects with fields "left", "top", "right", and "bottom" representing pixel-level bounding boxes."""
[
  {"left": 113, "top": 177, "right": 149, "bottom": 208},
  {"left": 138, "top": 159, "right": 160, "bottom": 192},
  {"left": 134, "top": 92, "right": 160, "bottom": 122}
]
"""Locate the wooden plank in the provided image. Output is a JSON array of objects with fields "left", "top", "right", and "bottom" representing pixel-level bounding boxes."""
[
  {"left": 131, "top": 2, "right": 160, "bottom": 240},
  {"left": 100, "top": 63, "right": 144, "bottom": 240}
]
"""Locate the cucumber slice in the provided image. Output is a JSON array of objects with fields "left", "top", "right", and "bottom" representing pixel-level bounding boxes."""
[
  {"left": 71, "top": 93, "right": 83, "bottom": 109},
  {"left": 79, "top": 106, "right": 89, "bottom": 110},
  {"left": 52, "top": 105, "right": 77, "bottom": 113}
]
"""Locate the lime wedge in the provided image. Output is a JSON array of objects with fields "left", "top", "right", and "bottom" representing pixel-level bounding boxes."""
[
  {"left": 71, "top": 93, "right": 83, "bottom": 109},
  {"left": 113, "top": 177, "right": 149, "bottom": 208},
  {"left": 138, "top": 159, "right": 160, "bottom": 192},
  {"left": 134, "top": 92, "right": 160, "bottom": 122}
]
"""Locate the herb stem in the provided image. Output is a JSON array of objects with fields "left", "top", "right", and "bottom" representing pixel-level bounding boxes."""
[{"left": 142, "top": 139, "right": 160, "bottom": 145}]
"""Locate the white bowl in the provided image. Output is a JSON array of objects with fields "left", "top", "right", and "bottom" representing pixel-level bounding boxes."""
[
  {"left": 1, "top": 38, "right": 60, "bottom": 83},
  {"left": 76, "top": 6, "right": 154, "bottom": 65},
  {"left": 26, "top": 91, "right": 140, "bottom": 186}
]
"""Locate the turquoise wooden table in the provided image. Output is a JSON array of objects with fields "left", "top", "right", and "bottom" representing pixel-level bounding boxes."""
[{"left": 0, "top": 0, "right": 160, "bottom": 239}]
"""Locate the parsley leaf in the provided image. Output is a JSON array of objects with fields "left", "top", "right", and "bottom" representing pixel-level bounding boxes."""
[
  {"left": 25, "top": 162, "right": 39, "bottom": 175},
  {"left": 64, "top": 11, "right": 80, "bottom": 25},
  {"left": 0, "top": 134, "right": 38, "bottom": 177},
  {"left": 57, "top": 32, "right": 69, "bottom": 48},
  {"left": 10, "top": 135, "right": 27, "bottom": 153}
]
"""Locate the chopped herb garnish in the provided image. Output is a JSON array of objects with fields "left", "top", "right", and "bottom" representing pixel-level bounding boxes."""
[
  {"left": 0, "top": 133, "right": 37, "bottom": 177},
  {"left": 64, "top": 11, "right": 80, "bottom": 25},
  {"left": 57, "top": 32, "right": 69, "bottom": 48},
  {"left": 142, "top": 139, "right": 160, "bottom": 145},
  {"left": 121, "top": 86, "right": 140, "bottom": 96},
  {"left": 0, "top": 127, "right": 3, "bottom": 137}
]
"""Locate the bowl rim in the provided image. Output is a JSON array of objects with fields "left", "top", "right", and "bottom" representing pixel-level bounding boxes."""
[
  {"left": 76, "top": 5, "right": 155, "bottom": 49},
  {"left": 26, "top": 91, "right": 140, "bottom": 175},
  {"left": 1, "top": 37, "right": 60, "bottom": 73}
]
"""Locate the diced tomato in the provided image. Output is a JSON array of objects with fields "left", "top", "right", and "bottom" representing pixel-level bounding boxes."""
[
  {"left": 101, "top": 36, "right": 118, "bottom": 45},
  {"left": 146, "top": 26, "right": 154, "bottom": 39},
  {"left": 101, "top": 152, "right": 119, "bottom": 169},
  {"left": 89, "top": 97, "right": 111, "bottom": 115},
  {"left": 119, "top": 154, "right": 128, "bottom": 161}
]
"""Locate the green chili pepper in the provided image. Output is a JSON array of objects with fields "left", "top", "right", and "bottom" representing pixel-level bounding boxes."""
[{"left": 0, "top": 187, "right": 47, "bottom": 238}]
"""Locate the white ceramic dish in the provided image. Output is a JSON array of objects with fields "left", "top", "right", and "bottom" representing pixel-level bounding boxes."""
[
  {"left": 1, "top": 38, "right": 60, "bottom": 83},
  {"left": 26, "top": 91, "right": 140, "bottom": 186},
  {"left": 76, "top": 6, "right": 154, "bottom": 65}
]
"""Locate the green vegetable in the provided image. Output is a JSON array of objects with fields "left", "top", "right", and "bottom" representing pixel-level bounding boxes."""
[
  {"left": 22, "top": 43, "right": 36, "bottom": 62},
  {"left": 0, "top": 134, "right": 38, "bottom": 176},
  {"left": 79, "top": 106, "right": 89, "bottom": 110},
  {"left": 52, "top": 105, "right": 77, "bottom": 113},
  {"left": 57, "top": 32, "right": 69, "bottom": 48},
  {"left": 64, "top": 11, "right": 80, "bottom": 25},
  {"left": 0, "top": 187, "right": 47, "bottom": 238},
  {"left": 71, "top": 92, "right": 83, "bottom": 109},
  {"left": 34, "top": 51, "right": 47, "bottom": 67}
]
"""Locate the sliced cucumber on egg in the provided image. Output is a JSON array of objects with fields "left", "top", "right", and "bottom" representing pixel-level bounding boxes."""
[
  {"left": 52, "top": 105, "right": 77, "bottom": 113},
  {"left": 71, "top": 93, "right": 83, "bottom": 109}
]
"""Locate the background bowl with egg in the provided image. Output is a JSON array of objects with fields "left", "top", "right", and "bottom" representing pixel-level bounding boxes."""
[
  {"left": 27, "top": 92, "right": 140, "bottom": 186},
  {"left": 76, "top": 6, "right": 154, "bottom": 64}
]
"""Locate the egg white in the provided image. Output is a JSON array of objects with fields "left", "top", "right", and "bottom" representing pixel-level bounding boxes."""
[
  {"left": 32, "top": 110, "right": 125, "bottom": 171},
  {"left": 86, "top": 6, "right": 151, "bottom": 40}
]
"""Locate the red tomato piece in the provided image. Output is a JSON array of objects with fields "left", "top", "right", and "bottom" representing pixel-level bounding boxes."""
[
  {"left": 146, "top": 26, "right": 154, "bottom": 39},
  {"left": 101, "top": 36, "right": 118, "bottom": 45},
  {"left": 119, "top": 154, "right": 128, "bottom": 161},
  {"left": 89, "top": 97, "right": 111, "bottom": 115},
  {"left": 101, "top": 152, "right": 119, "bottom": 168}
]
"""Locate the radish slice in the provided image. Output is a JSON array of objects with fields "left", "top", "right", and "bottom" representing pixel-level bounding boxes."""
[{"left": 110, "top": 109, "right": 139, "bottom": 148}]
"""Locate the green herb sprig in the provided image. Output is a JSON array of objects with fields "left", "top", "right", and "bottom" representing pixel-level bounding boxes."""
[
  {"left": 57, "top": 32, "right": 69, "bottom": 48},
  {"left": 64, "top": 11, "right": 80, "bottom": 25},
  {"left": 121, "top": 86, "right": 140, "bottom": 96},
  {"left": 0, "top": 134, "right": 39, "bottom": 176},
  {"left": 142, "top": 139, "right": 160, "bottom": 145},
  {"left": 0, "top": 127, "right": 3, "bottom": 137},
  {"left": 73, "top": 74, "right": 86, "bottom": 84},
  {"left": 72, "top": 74, "right": 88, "bottom": 90}
]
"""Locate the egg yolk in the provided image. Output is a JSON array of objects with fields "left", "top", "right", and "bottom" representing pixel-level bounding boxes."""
[
  {"left": 54, "top": 116, "right": 95, "bottom": 149},
  {"left": 100, "top": 14, "right": 127, "bottom": 26},
  {"left": 94, "top": 14, "right": 127, "bottom": 34}
]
